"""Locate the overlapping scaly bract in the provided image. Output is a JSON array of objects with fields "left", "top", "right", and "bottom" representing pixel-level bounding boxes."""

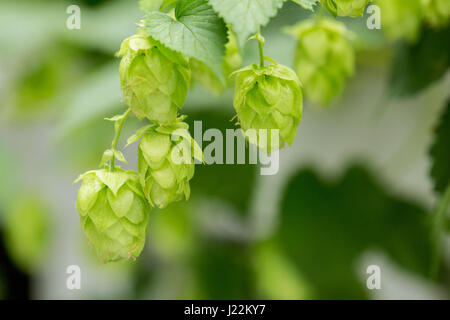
[
  {"left": 422, "top": 0, "right": 450, "bottom": 27},
  {"left": 136, "top": 121, "right": 202, "bottom": 209},
  {"left": 321, "top": 0, "right": 372, "bottom": 17},
  {"left": 233, "top": 63, "right": 303, "bottom": 152},
  {"left": 375, "top": 0, "right": 424, "bottom": 42},
  {"left": 287, "top": 18, "right": 354, "bottom": 106},
  {"left": 118, "top": 30, "right": 191, "bottom": 124},
  {"left": 76, "top": 169, "right": 150, "bottom": 262}
]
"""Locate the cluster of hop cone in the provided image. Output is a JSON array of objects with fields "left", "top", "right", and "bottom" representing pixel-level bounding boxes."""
[{"left": 74, "top": 0, "right": 383, "bottom": 263}]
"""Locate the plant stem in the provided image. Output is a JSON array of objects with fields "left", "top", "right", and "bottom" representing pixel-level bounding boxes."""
[
  {"left": 430, "top": 183, "right": 450, "bottom": 280},
  {"left": 110, "top": 108, "right": 131, "bottom": 171},
  {"left": 253, "top": 30, "right": 265, "bottom": 68},
  {"left": 258, "top": 38, "right": 264, "bottom": 68}
]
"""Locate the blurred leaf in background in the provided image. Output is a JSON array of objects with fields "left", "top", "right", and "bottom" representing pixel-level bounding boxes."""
[
  {"left": 186, "top": 110, "right": 258, "bottom": 215},
  {"left": 430, "top": 100, "right": 450, "bottom": 194},
  {"left": 3, "top": 196, "right": 52, "bottom": 273},
  {"left": 262, "top": 166, "right": 433, "bottom": 299},
  {"left": 389, "top": 25, "right": 450, "bottom": 97}
]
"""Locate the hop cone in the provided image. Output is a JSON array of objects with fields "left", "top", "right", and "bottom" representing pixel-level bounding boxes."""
[
  {"left": 375, "top": 0, "right": 424, "bottom": 42},
  {"left": 136, "top": 121, "right": 202, "bottom": 209},
  {"left": 75, "top": 169, "right": 150, "bottom": 262},
  {"left": 321, "top": 0, "right": 372, "bottom": 17},
  {"left": 233, "top": 62, "right": 303, "bottom": 152},
  {"left": 422, "top": 0, "right": 450, "bottom": 27},
  {"left": 287, "top": 18, "right": 355, "bottom": 106},
  {"left": 118, "top": 30, "right": 191, "bottom": 124}
]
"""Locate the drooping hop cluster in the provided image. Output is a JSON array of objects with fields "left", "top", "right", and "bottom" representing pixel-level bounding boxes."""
[
  {"left": 422, "top": 0, "right": 450, "bottom": 27},
  {"left": 75, "top": 169, "right": 150, "bottom": 262},
  {"left": 233, "top": 62, "right": 303, "bottom": 152},
  {"left": 118, "top": 30, "right": 191, "bottom": 124},
  {"left": 128, "top": 120, "right": 203, "bottom": 209},
  {"left": 191, "top": 30, "right": 242, "bottom": 95},
  {"left": 287, "top": 18, "right": 355, "bottom": 106},
  {"left": 375, "top": 0, "right": 424, "bottom": 42},
  {"left": 321, "top": 0, "right": 372, "bottom": 17}
]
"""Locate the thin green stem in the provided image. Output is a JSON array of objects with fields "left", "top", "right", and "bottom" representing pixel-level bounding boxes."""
[
  {"left": 430, "top": 183, "right": 450, "bottom": 280},
  {"left": 110, "top": 108, "right": 131, "bottom": 171},
  {"left": 258, "top": 35, "right": 265, "bottom": 68}
]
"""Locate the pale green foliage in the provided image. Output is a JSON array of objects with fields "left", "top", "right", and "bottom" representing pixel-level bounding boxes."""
[
  {"left": 321, "top": 0, "right": 372, "bottom": 17},
  {"left": 144, "top": 0, "right": 227, "bottom": 81},
  {"left": 4, "top": 197, "right": 50, "bottom": 272},
  {"left": 117, "top": 30, "right": 191, "bottom": 124},
  {"left": 132, "top": 120, "right": 203, "bottom": 209},
  {"left": 422, "top": 0, "right": 450, "bottom": 27},
  {"left": 191, "top": 29, "right": 242, "bottom": 95},
  {"left": 209, "top": 0, "right": 286, "bottom": 46},
  {"left": 286, "top": 18, "right": 355, "bottom": 106},
  {"left": 375, "top": 0, "right": 424, "bottom": 42},
  {"left": 233, "top": 62, "right": 303, "bottom": 152},
  {"left": 75, "top": 169, "right": 150, "bottom": 262}
]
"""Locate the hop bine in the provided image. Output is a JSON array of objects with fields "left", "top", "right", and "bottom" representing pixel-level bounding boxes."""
[
  {"left": 117, "top": 30, "right": 191, "bottom": 124},
  {"left": 127, "top": 119, "right": 203, "bottom": 209},
  {"left": 286, "top": 18, "right": 355, "bottom": 106},
  {"left": 75, "top": 169, "right": 150, "bottom": 262}
]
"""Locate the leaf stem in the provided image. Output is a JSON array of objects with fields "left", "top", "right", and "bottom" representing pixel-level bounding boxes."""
[
  {"left": 110, "top": 108, "right": 131, "bottom": 171},
  {"left": 430, "top": 183, "right": 450, "bottom": 280}
]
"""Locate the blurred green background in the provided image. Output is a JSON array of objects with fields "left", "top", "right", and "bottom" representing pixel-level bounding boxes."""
[{"left": 0, "top": 0, "right": 449, "bottom": 299}]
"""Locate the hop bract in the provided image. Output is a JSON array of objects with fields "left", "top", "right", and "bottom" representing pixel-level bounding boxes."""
[
  {"left": 118, "top": 30, "right": 191, "bottom": 124},
  {"left": 75, "top": 169, "right": 150, "bottom": 262},
  {"left": 135, "top": 121, "right": 202, "bottom": 209},
  {"left": 375, "top": 0, "right": 424, "bottom": 42},
  {"left": 321, "top": 0, "right": 372, "bottom": 17},
  {"left": 422, "top": 0, "right": 450, "bottom": 27},
  {"left": 287, "top": 18, "right": 355, "bottom": 106},
  {"left": 232, "top": 62, "right": 303, "bottom": 152}
]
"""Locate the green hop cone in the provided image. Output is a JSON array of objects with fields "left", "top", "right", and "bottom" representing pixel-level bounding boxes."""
[
  {"left": 286, "top": 18, "right": 355, "bottom": 106},
  {"left": 117, "top": 30, "right": 191, "bottom": 124},
  {"left": 321, "top": 0, "right": 372, "bottom": 17},
  {"left": 232, "top": 62, "right": 303, "bottom": 152},
  {"left": 130, "top": 120, "right": 203, "bottom": 209},
  {"left": 191, "top": 29, "right": 242, "bottom": 95},
  {"left": 422, "top": 0, "right": 450, "bottom": 27},
  {"left": 375, "top": 0, "right": 424, "bottom": 42},
  {"left": 75, "top": 169, "right": 150, "bottom": 262}
]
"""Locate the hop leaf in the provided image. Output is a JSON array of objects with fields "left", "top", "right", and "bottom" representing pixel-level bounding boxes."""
[
  {"left": 117, "top": 30, "right": 191, "bottom": 124},
  {"left": 136, "top": 121, "right": 202, "bottom": 209},
  {"left": 191, "top": 29, "right": 242, "bottom": 95},
  {"left": 375, "top": 0, "right": 424, "bottom": 42},
  {"left": 232, "top": 62, "right": 303, "bottom": 152},
  {"left": 75, "top": 169, "right": 151, "bottom": 262},
  {"left": 321, "top": 0, "right": 372, "bottom": 17},
  {"left": 286, "top": 18, "right": 355, "bottom": 106}
]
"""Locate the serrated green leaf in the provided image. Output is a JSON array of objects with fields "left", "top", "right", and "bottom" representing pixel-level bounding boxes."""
[
  {"left": 144, "top": 0, "right": 227, "bottom": 81},
  {"left": 208, "top": 0, "right": 286, "bottom": 47},
  {"left": 291, "top": 0, "right": 319, "bottom": 11}
]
